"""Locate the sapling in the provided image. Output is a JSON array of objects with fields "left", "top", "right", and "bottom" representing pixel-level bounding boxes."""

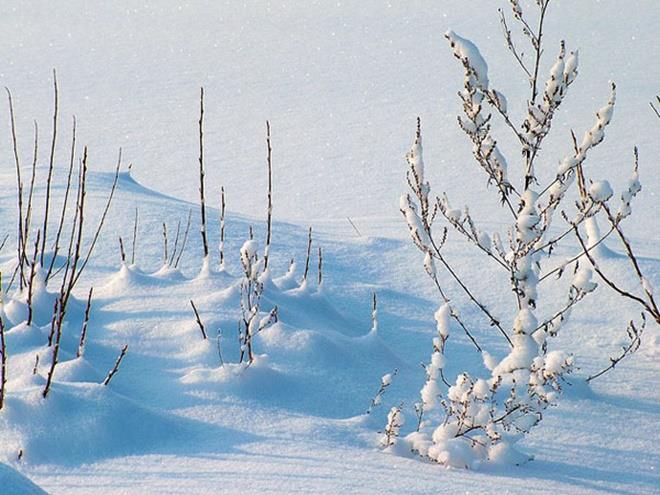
[{"left": 393, "top": 0, "right": 656, "bottom": 468}]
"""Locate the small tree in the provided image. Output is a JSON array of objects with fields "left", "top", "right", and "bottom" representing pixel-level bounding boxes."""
[{"left": 396, "top": 0, "right": 657, "bottom": 468}]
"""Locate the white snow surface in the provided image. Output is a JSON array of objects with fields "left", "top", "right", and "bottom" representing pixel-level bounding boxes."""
[{"left": 0, "top": 1, "right": 658, "bottom": 494}]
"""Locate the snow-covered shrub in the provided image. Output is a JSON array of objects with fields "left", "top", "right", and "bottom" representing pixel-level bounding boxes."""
[
  {"left": 237, "top": 238, "right": 278, "bottom": 365},
  {"left": 394, "top": 0, "right": 658, "bottom": 468},
  {"left": 380, "top": 405, "right": 404, "bottom": 448}
]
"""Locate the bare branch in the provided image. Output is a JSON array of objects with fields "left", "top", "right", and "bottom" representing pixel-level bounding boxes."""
[{"left": 103, "top": 345, "right": 129, "bottom": 386}]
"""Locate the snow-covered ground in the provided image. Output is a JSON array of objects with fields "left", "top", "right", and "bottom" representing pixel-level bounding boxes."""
[{"left": 0, "top": 1, "right": 658, "bottom": 493}]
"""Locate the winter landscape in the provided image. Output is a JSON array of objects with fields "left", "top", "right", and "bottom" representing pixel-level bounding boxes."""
[{"left": 0, "top": 1, "right": 658, "bottom": 494}]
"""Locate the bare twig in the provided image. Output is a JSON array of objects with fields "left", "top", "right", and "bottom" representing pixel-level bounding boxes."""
[
  {"left": 174, "top": 209, "right": 193, "bottom": 269},
  {"left": 219, "top": 187, "right": 226, "bottom": 268},
  {"left": 587, "top": 315, "right": 645, "bottom": 382},
  {"left": 77, "top": 287, "right": 93, "bottom": 358},
  {"left": 198, "top": 87, "right": 209, "bottom": 258},
  {"left": 162, "top": 222, "right": 169, "bottom": 265},
  {"left": 103, "top": 345, "right": 129, "bottom": 386},
  {"left": 26, "top": 230, "right": 41, "bottom": 326},
  {"left": 131, "top": 207, "right": 138, "bottom": 265},
  {"left": 573, "top": 225, "right": 657, "bottom": 323},
  {"left": 6, "top": 87, "right": 26, "bottom": 290},
  {"left": 41, "top": 69, "right": 59, "bottom": 264},
  {"left": 650, "top": 96, "right": 660, "bottom": 119},
  {"left": 46, "top": 115, "right": 77, "bottom": 280},
  {"left": 347, "top": 216, "right": 362, "bottom": 236},
  {"left": 190, "top": 300, "right": 208, "bottom": 339},
  {"left": 0, "top": 318, "right": 6, "bottom": 409},
  {"left": 23, "top": 121, "right": 39, "bottom": 253},
  {"left": 72, "top": 148, "right": 122, "bottom": 286},
  {"left": 169, "top": 219, "right": 182, "bottom": 267},
  {"left": 302, "top": 227, "right": 312, "bottom": 283},
  {"left": 43, "top": 296, "right": 65, "bottom": 398},
  {"left": 118, "top": 237, "right": 126, "bottom": 263},
  {"left": 264, "top": 120, "right": 273, "bottom": 270}
]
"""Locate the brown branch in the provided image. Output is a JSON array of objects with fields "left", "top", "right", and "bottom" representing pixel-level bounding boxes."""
[
  {"left": 602, "top": 203, "right": 659, "bottom": 321},
  {"left": 428, "top": 236, "right": 512, "bottom": 346},
  {"left": 573, "top": 225, "right": 657, "bottom": 322},
  {"left": 538, "top": 225, "right": 615, "bottom": 283},
  {"left": 198, "top": 87, "right": 209, "bottom": 258},
  {"left": 264, "top": 120, "right": 273, "bottom": 270},
  {"left": 77, "top": 287, "right": 93, "bottom": 358},
  {"left": 0, "top": 317, "right": 6, "bottom": 410},
  {"left": 650, "top": 96, "right": 660, "bottom": 119},
  {"left": 131, "top": 207, "right": 138, "bottom": 265},
  {"left": 26, "top": 230, "right": 41, "bottom": 326},
  {"left": 43, "top": 296, "right": 65, "bottom": 398},
  {"left": 587, "top": 315, "right": 645, "bottom": 382},
  {"left": 6, "top": 87, "right": 26, "bottom": 290},
  {"left": 162, "top": 222, "right": 168, "bottom": 265},
  {"left": 46, "top": 115, "right": 77, "bottom": 280},
  {"left": 428, "top": 270, "right": 483, "bottom": 352},
  {"left": 175, "top": 209, "right": 193, "bottom": 269},
  {"left": 72, "top": 148, "right": 121, "bottom": 286},
  {"left": 23, "top": 120, "right": 38, "bottom": 252},
  {"left": 302, "top": 226, "right": 312, "bottom": 282},
  {"left": 219, "top": 187, "right": 226, "bottom": 267},
  {"left": 498, "top": 9, "right": 532, "bottom": 79},
  {"left": 41, "top": 69, "right": 59, "bottom": 264},
  {"left": 530, "top": 1, "right": 550, "bottom": 104},
  {"left": 169, "top": 219, "right": 182, "bottom": 266},
  {"left": 103, "top": 345, "right": 128, "bottom": 386},
  {"left": 190, "top": 300, "right": 208, "bottom": 339},
  {"left": 118, "top": 237, "right": 126, "bottom": 264}
]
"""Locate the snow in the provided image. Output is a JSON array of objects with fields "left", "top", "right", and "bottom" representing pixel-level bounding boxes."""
[
  {"left": 588, "top": 179, "right": 614, "bottom": 202},
  {"left": 0, "top": 0, "right": 658, "bottom": 493},
  {"left": 0, "top": 463, "right": 47, "bottom": 495}
]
